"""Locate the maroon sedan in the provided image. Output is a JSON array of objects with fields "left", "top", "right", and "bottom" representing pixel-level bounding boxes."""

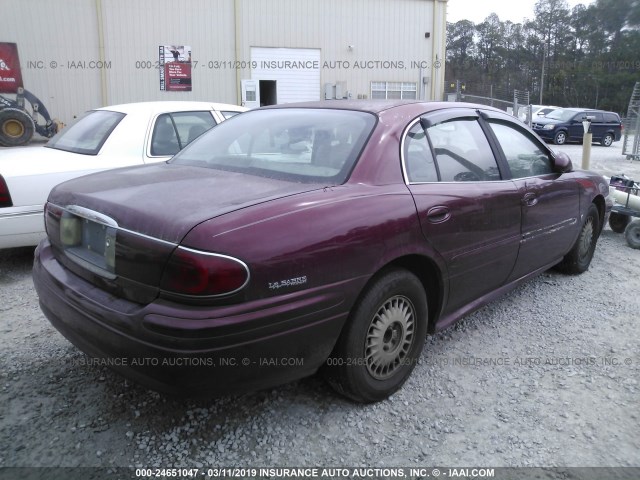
[{"left": 33, "top": 101, "right": 611, "bottom": 402}]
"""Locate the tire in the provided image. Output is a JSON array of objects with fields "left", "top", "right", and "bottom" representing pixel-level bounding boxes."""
[
  {"left": 0, "top": 108, "right": 35, "bottom": 147},
  {"left": 556, "top": 203, "right": 600, "bottom": 274},
  {"left": 624, "top": 220, "right": 640, "bottom": 249},
  {"left": 608, "top": 212, "right": 630, "bottom": 234},
  {"left": 553, "top": 130, "right": 567, "bottom": 145},
  {"left": 601, "top": 133, "right": 614, "bottom": 147},
  {"left": 324, "top": 269, "right": 428, "bottom": 403}
]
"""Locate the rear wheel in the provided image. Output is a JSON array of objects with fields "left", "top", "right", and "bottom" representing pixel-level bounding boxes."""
[
  {"left": 0, "top": 108, "right": 35, "bottom": 147},
  {"left": 624, "top": 220, "right": 640, "bottom": 249},
  {"left": 556, "top": 204, "right": 600, "bottom": 274},
  {"left": 601, "top": 133, "right": 614, "bottom": 147},
  {"left": 609, "top": 212, "right": 630, "bottom": 233},
  {"left": 554, "top": 130, "right": 567, "bottom": 145},
  {"left": 324, "top": 269, "right": 428, "bottom": 403}
]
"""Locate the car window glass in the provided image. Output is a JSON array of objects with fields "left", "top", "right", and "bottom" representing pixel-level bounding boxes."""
[
  {"left": 426, "top": 119, "right": 500, "bottom": 182},
  {"left": 150, "top": 114, "right": 180, "bottom": 156},
  {"left": 587, "top": 112, "right": 604, "bottom": 122},
  {"left": 171, "top": 108, "right": 376, "bottom": 184},
  {"left": 170, "top": 111, "right": 217, "bottom": 146},
  {"left": 221, "top": 110, "right": 242, "bottom": 119},
  {"left": 403, "top": 122, "right": 438, "bottom": 183},
  {"left": 488, "top": 121, "right": 553, "bottom": 178},
  {"left": 547, "top": 109, "right": 576, "bottom": 121},
  {"left": 151, "top": 112, "right": 217, "bottom": 156},
  {"left": 603, "top": 113, "right": 619, "bottom": 123},
  {"left": 45, "top": 110, "right": 125, "bottom": 155}
]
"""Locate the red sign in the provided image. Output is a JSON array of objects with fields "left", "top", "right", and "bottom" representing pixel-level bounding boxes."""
[
  {"left": 164, "top": 62, "right": 192, "bottom": 92},
  {"left": 0, "top": 42, "right": 24, "bottom": 94}
]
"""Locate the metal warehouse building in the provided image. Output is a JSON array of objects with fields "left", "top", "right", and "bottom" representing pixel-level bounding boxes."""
[{"left": 3, "top": 0, "right": 447, "bottom": 124}]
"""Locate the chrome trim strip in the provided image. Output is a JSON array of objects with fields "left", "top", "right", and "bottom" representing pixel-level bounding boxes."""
[
  {"left": 400, "top": 116, "right": 513, "bottom": 186},
  {"left": 116, "top": 227, "right": 177, "bottom": 247},
  {"left": 400, "top": 117, "right": 421, "bottom": 185},
  {"left": 65, "top": 205, "right": 118, "bottom": 228},
  {"left": 0, "top": 209, "right": 43, "bottom": 218},
  {"left": 53, "top": 203, "right": 178, "bottom": 247}
]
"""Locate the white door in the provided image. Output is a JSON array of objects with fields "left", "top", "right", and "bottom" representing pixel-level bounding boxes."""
[
  {"left": 250, "top": 47, "right": 321, "bottom": 104},
  {"left": 241, "top": 79, "right": 260, "bottom": 109}
]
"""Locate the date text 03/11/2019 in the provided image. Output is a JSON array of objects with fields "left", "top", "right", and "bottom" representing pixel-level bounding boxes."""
[{"left": 133, "top": 60, "right": 442, "bottom": 70}]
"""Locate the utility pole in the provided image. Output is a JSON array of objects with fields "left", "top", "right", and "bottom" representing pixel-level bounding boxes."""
[{"left": 540, "top": 43, "right": 548, "bottom": 105}]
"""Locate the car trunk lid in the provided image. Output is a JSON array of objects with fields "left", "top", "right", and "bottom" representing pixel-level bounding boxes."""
[
  {"left": 45, "top": 163, "right": 323, "bottom": 304},
  {"left": 49, "top": 163, "right": 322, "bottom": 243}
]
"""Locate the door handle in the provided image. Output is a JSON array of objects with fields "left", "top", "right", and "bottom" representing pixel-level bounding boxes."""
[
  {"left": 522, "top": 192, "right": 538, "bottom": 207},
  {"left": 426, "top": 206, "right": 451, "bottom": 224}
]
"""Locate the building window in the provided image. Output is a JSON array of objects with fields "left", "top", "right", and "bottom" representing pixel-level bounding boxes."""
[{"left": 371, "top": 82, "right": 417, "bottom": 100}]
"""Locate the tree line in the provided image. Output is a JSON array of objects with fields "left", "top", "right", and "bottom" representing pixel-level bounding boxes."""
[{"left": 446, "top": 0, "right": 640, "bottom": 114}]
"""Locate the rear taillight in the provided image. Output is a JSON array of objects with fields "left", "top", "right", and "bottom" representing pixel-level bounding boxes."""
[
  {"left": 0, "top": 175, "right": 13, "bottom": 207},
  {"left": 160, "top": 247, "right": 249, "bottom": 297}
]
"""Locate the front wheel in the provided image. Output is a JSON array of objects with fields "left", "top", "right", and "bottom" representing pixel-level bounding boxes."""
[
  {"left": 554, "top": 131, "right": 567, "bottom": 145},
  {"left": 0, "top": 108, "right": 35, "bottom": 147},
  {"left": 556, "top": 204, "right": 600, "bottom": 274},
  {"left": 324, "top": 269, "right": 428, "bottom": 403}
]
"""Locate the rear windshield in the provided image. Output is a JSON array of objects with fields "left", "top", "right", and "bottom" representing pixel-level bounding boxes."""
[
  {"left": 46, "top": 110, "right": 125, "bottom": 155},
  {"left": 170, "top": 108, "right": 376, "bottom": 184}
]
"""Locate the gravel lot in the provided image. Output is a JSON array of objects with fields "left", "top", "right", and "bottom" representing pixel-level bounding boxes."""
[{"left": 0, "top": 142, "right": 639, "bottom": 472}]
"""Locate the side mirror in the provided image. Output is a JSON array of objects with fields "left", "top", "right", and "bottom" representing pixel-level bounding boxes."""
[{"left": 553, "top": 151, "right": 573, "bottom": 173}]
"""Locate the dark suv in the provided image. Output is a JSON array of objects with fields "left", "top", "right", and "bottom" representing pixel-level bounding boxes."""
[{"left": 532, "top": 108, "right": 622, "bottom": 147}]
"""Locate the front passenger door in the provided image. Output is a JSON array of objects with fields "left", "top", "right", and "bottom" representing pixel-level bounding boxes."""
[{"left": 486, "top": 119, "right": 579, "bottom": 281}]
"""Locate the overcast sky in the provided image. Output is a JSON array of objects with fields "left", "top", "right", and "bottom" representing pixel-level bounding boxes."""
[{"left": 446, "top": 0, "right": 596, "bottom": 24}]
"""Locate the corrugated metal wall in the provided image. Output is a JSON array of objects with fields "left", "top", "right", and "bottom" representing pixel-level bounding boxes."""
[
  {"left": 2, "top": 0, "right": 446, "bottom": 124},
  {"left": 3, "top": 0, "right": 105, "bottom": 123},
  {"left": 236, "top": 0, "right": 446, "bottom": 101},
  {"left": 100, "top": 0, "right": 238, "bottom": 105}
]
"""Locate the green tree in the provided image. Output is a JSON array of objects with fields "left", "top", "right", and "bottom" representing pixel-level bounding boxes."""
[
  {"left": 445, "top": 0, "right": 639, "bottom": 113},
  {"left": 446, "top": 20, "right": 476, "bottom": 80}
]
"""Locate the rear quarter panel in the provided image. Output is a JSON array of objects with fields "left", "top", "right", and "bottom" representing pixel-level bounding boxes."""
[{"left": 180, "top": 183, "right": 440, "bottom": 305}]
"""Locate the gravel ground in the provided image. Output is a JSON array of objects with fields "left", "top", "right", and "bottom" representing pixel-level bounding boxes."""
[{"left": 0, "top": 142, "right": 639, "bottom": 471}]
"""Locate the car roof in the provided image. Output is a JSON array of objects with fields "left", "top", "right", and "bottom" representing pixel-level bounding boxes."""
[
  {"left": 262, "top": 100, "right": 506, "bottom": 115},
  {"left": 96, "top": 101, "right": 247, "bottom": 115},
  {"left": 560, "top": 107, "right": 615, "bottom": 114}
]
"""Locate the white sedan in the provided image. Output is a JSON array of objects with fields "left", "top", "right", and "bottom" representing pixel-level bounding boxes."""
[{"left": 0, "top": 101, "right": 247, "bottom": 249}]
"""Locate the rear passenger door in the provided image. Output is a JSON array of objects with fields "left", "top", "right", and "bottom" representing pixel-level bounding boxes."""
[
  {"left": 404, "top": 109, "right": 522, "bottom": 314},
  {"left": 603, "top": 112, "right": 622, "bottom": 141}
]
